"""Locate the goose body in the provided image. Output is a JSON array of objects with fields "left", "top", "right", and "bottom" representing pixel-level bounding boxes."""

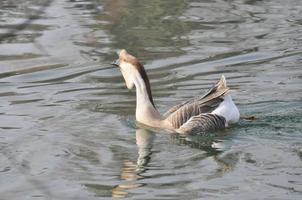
[{"left": 113, "top": 50, "right": 240, "bottom": 135}]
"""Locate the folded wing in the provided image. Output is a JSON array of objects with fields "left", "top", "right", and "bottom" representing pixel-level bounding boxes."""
[
  {"left": 164, "top": 75, "right": 229, "bottom": 130},
  {"left": 176, "top": 113, "right": 226, "bottom": 135}
]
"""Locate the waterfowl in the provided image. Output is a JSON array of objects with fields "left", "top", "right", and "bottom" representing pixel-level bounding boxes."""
[{"left": 113, "top": 49, "right": 240, "bottom": 135}]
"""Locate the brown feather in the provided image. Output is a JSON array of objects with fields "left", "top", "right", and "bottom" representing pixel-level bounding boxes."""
[
  {"left": 120, "top": 50, "right": 155, "bottom": 107},
  {"left": 164, "top": 76, "right": 229, "bottom": 129},
  {"left": 177, "top": 114, "right": 226, "bottom": 135}
]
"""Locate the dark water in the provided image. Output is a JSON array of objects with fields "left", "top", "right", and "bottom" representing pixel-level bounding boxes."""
[{"left": 0, "top": 0, "right": 302, "bottom": 199}]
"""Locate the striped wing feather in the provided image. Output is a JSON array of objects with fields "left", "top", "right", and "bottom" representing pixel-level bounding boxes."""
[
  {"left": 165, "top": 98, "right": 223, "bottom": 128},
  {"left": 177, "top": 114, "right": 226, "bottom": 135},
  {"left": 164, "top": 76, "right": 229, "bottom": 129}
]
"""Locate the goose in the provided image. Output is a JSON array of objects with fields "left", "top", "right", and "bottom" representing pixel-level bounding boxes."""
[{"left": 112, "top": 49, "right": 240, "bottom": 135}]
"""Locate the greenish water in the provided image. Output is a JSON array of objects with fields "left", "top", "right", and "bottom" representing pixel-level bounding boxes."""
[{"left": 0, "top": 0, "right": 301, "bottom": 199}]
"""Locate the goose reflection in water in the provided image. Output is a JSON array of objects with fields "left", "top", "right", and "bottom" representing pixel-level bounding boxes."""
[
  {"left": 112, "top": 128, "right": 239, "bottom": 198},
  {"left": 111, "top": 128, "right": 154, "bottom": 198}
]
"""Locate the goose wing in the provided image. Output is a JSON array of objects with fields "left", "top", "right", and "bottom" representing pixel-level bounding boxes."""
[
  {"left": 176, "top": 113, "right": 226, "bottom": 135},
  {"left": 164, "top": 75, "right": 229, "bottom": 129}
]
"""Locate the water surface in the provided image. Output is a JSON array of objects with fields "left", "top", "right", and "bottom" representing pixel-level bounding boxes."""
[{"left": 0, "top": 0, "right": 302, "bottom": 199}]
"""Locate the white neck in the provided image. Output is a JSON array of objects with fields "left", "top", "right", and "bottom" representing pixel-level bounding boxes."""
[{"left": 132, "top": 70, "right": 162, "bottom": 127}]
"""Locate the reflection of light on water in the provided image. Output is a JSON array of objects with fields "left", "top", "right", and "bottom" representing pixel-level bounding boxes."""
[
  {"left": 211, "top": 141, "right": 225, "bottom": 150},
  {"left": 170, "top": 132, "right": 239, "bottom": 180},
  {"left": 112, "top": 129, "right": 154, "bottom": 198},
  {"left": 136, "top": 128, "right": 155, "bottom": 168},
  {"left": 1, "top": 0, "right": 301, "bottom": 198},
  {"left": 111, "top": 161, "right": 144, "bottom": 198},
  {"left": 111, "top": 128, "right": 235, "bottom": 198}
]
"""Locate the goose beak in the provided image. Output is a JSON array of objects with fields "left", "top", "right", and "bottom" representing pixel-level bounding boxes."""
[{"left": 111, "top": 59, "right": 120, "bottom": 67}]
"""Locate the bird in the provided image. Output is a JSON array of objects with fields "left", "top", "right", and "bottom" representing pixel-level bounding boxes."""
[{"left": 112, "top": 49, "right": 240, "bottom": 135}]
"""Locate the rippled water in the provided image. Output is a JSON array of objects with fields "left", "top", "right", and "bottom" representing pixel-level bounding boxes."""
[{"left": 0, "top": 0, "right": 302, "bottom": 199}]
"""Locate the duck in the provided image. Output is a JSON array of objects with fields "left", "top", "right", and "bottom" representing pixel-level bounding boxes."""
[{"left": 112, "top": 49, "right": 240, "bottom": 135}]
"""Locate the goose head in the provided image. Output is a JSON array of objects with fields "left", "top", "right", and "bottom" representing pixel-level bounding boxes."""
[
  {"left": 112, "top": 49, "right": 155, "bottom": 106},
  {"left": 112, "top": 49, "right": 141, "bottom": 90}
]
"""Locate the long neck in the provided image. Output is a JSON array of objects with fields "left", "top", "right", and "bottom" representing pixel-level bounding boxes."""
[
  {"left": 132, "top": 70, "right": 162, "bottom": 126},
  {"left": 135, "top": 64, "right": 155, "bottom": 107}
]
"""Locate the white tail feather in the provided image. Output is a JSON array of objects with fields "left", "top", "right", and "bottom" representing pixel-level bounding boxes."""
[{"left": 211, "top": 94, "right": 240, "bottom": 126}]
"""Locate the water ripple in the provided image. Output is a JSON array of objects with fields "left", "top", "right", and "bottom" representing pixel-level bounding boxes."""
[{"left": 1, "top": 0, "right": 302, "bottom": 199}]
